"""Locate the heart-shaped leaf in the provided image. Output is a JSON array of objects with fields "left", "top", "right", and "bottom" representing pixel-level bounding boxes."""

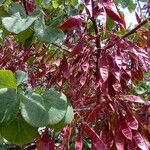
[
  {"left": 2, "top": 12, "right": 36, "bottom": 34},
  {"left": 15, "top": 70, "right": 28, "bottom": 86},
  {"left": 0, "top": 115, "right": 38, "bottom": 145},
  {"left": 48, "top": 101, "right": 74, "bottom": 132},
  {"left": 43, "top": 88, "right": 68, "bottom": 125},
  {"left": 0, "top": 88, "right": 19, "bottom": 124},
  {"left": 0, "top": 70, "right": 17, "bottom": 89},
  {"left": 21, "top": 93, "right": 49, "bottom": 127},
  {"left": 34, "top": 19, "right": 64, "bottom": 44}
]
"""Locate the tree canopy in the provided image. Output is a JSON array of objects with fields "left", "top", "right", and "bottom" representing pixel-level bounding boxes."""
[{"left": 0, "top": 0, "right": 150, "bottom": 149}]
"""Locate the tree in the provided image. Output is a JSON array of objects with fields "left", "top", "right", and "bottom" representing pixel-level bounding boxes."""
[{"left": 0, "top": 0, "right": 150, "bottom": 149}]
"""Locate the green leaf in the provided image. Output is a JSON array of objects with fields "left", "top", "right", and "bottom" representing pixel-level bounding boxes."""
[
  {"left": 52, "top": 0, "right": 59, "bottom": 9},
  {"left": 0, "top": 0, "right": 4, "bottom": 5},
  {"left": 16, "top": 28, "right": 33, "bottom": 42},
  {"left": 15, "top": 70, "right": 28, "bottom": 86},
  {"left": 0, "top": 115, "right": 38, "bottom": 145},
  {"left": 48, "top": 119, "right": 66, "bottom": 132},
  {"left": 0, "top": 88, "right": 19, "bottom": 124},
  {"left": 128, "top": 2, "right": 136, "bottom": 13},
  {"left": 35, "top": 0, "right": 42, "bottom": 5},
  {"left": 119, "top": 0, "right": 136, "bottom": 13},
  {"left": 0, "top": 70, "right": 17, "bottom": 89},
  {"left": 106, "top": 17, "right": 115, "bottom": 30},
  {"left": 21, "top": 93, "right": 49, "bottom": 127},
  {"left": 135, "top": 86, "right": 146, "bottom": 95},
  {"left": 8, "top": 3, "right": 26, "bottom": 17},
  {"left": 2, "top": 12, "right": 36, "bottom": 34},
  {"left": 34, "top": 19, "right": 64, "bottom": 44},
  {"left": 120, "top": 0, "right": 130, "bottom": 8},
  {"left": 43, "top": 0, "right": 51, "bottom": 4},
  {"left": 43, "top": 88, "right": 68, "bottom": 125},
  {"left": 49, "top": 15, "right": 64, "bottom": 28},
  {"left": 48, "top": 101, "right": 74, "bottom": 132},
  {"left": 24, "top": 31, "right": 34, "bottom": 48},
  {"left": 64, "top": 101, "right": 74, "bottom": 124}
]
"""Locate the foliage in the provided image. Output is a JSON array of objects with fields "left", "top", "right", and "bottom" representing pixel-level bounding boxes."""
[{"left": 0, "top": 0, "right": 150, "bottom": 149}]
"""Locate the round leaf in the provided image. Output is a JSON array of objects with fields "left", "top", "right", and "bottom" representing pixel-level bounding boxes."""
[
  {"left": 0, "top": 88, "right": 19, "bottom": 124},
  {"left": 135, "top": 87, "right": 146, "bottom": 95},
  {"left": 21, "top": 93, "right": 49, "bottom": 127},
  {"left": 34, "top": 19, "right": 64, "bottom": 44},
  {"left": 48, "top": 101, "right": 74, "bottom": 132},
  {"left": 64, "top": 101, "right": 74, "bottom": 124},
  {"left": 15, "top": 70, "right": 28, "bottom": 86},
  {"left": 0, "top": 70, "right": 17, "bottom": 89},
  {"left": 2, "top": 12, "right": 36, "bottom": 34},
  {"left": 43, "top": 88, "right": 68, "bottom": 125},
  {"left": 0, "top": 116, "right": 38, "bottom": 145}
]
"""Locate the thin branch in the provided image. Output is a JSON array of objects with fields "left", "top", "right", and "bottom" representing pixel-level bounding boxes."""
[
  {"left": 74, "top": 107, "right": 94, "bottom": 112},
  {"left": 103, "top": 17, "right": 150, "bottom": 51},
  {"left": 122, "top": 17, "right": 150, "bottom": 38},
  {"left": 52, "top": 43, "right": 70, "bottom": 53},
  {"left": 91, "top": 0, "right": 101, "bottom": 105}
]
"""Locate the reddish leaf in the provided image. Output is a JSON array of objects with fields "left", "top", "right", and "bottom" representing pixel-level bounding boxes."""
[
  {"left": 135, "top": 12, "right": 141, "bottom": 23},
  {"left": 115, "top": 55, "right": 122, "bottom": 69},
  {"left": 127, "top": 116, "right": 138, "bottom": 130},
  {"left": 82, "top": 62, "right": 89, "bottom": 73},
  {"left": 60, "top": 126, "right": 72, "bottom": 149},
  {"left": 93, "top": 4, "right": 107, "bottom": 30},
  {"left": 86, "top": 105, "right": 102, "bottom": 122},
  {"left": 82, "top": 0, "right": 92, "bottom": 17},
  {"left": 120, "top": 119, "right": 132, "bottom": 140},
  {"left": 55, "top": 59, "right": 61, "bottom": 67},
  {"left": 139, "top": 56, "right": 148, "bottom": 71},
  {"left": 36, "top": 129, "right": 54, "bottom": 150},
  {"left": 100, "top": 67, "right": 109, "bottom": 82},
  {"left": 124, "top": 95, "right": 148, "bottom": 104},
  {"left": 22, "top": 0, "right": 36, "bottom": 15},
  {"left": 103, "top": 0, "right": 126, "bottom": 28},
  {"left": 58, "top": 15, "right": 84, "bottom": 30},
  {"left": 147, "top": 35, "right": 150, "bottom": 57},
  {"left": 6, "top": 37, "right": 14, "bottom": 50},
  {"left": 133, "top": 132, "right": 149, "bottom": 150},
  {"left": 115, "top": 130, "right": 125, "bottom": 150},
  {"left": 80, "top": 76, "right": 87, "bottom": 86},
  {"left": 75, "top": 127, "right": 83, "bottom": 150},
  {"left": 83, "top": 123, "right": 108, "bottom": 150},
  {"left": 70, "top": 37, "right": 85, "bottom": 57}
]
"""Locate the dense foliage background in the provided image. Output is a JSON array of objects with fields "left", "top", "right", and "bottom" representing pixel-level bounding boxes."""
[{"left": 0, "top": 0, "right": 150, "bottom": 149}]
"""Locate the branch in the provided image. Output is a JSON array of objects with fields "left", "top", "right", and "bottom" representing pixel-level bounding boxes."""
[
  {"left": 103, "top": 17, "right": 150, "bottom": 51},
  {"left": 91, "top": 0, "right": 101, "bottom": 105},
  {"left": 52, "top": 43, "right": 70, "bottom": 53},
  {"left": 74, "top": 107, "right": 94, "bottom": 112},
  {"left": 122, "top": 17, "right": 150, "bottom": 38}
]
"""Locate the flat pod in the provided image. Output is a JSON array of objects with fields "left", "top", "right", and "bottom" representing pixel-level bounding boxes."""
[
  {"left": 0, "top": 116, "right": 38, "bottom": 145},
  {"left": 21, "top": 93, "right": 49, "bottom": 127},
  {"left": 42, "top": 88, "right": 68, "bottom": 125},
  {"left": 0, "top": 88, "right": 19, "bottom": 124}
]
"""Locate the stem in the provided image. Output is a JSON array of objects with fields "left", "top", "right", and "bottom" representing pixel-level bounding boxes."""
[
  {"left": 104, "top": 17, "right": 150, "bottom": 51},
  {"left": 122, "top": 17, "right": 150, "bottom": 38},
  {"left": 74, "top": 107, "right": 94, "bottom": 112},
  {"left": 91, "top": 0, "right": 101, "bottom": 104}
]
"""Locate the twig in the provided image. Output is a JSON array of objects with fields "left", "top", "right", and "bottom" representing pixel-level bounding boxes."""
[
  {"left": 91, "top": 0, "right": 101, "bottom": 105},
  {"left": 122, "top": 17, "right": 150, "bottom": 38},
  {"left": 74, "top": 107, "right": 94, "bottom": 112},
  {"left": 103, "top": 17, "right": 150, "bottom": 51},
  {"left": 52, "top": 43, "right": 70, "bottom": 53}
]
